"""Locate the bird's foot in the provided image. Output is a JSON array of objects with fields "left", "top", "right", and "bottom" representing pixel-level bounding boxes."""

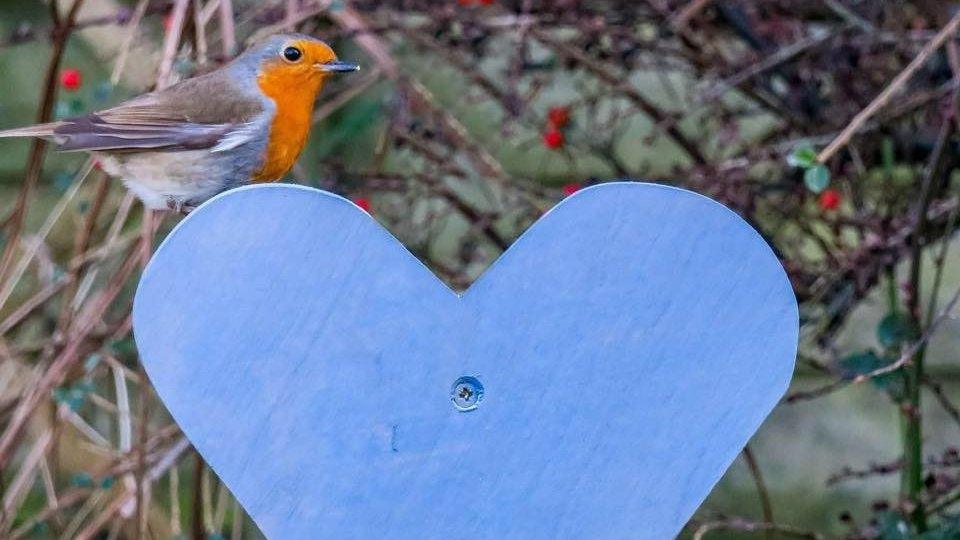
[{"left": 165, "top": 197, "right": 196, "bottom": 215}]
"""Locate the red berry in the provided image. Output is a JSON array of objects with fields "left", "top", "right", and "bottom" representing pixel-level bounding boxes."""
[
  {"left": 353, "top": 197, "right": 371, "bottom": 213},
  {"left": 542, "top": 129, "right": 564, "bottom": 149},
  {"left": 163, "top": 14, "right": 173, "bottom": 31},
  {"left": 819, "top": 188, "right": 840, "bottom": 210},
  {"left": 60, "top": 69, "right": 82, "bottom": 92},
  {"left": 562, "top": 182, "right": 582, "bottom": 196},
  {"left": 547, "top": 106, "right": 570, "bottom": 128},
  {"left": 478, "top": 0, "right": 494, "bottom": 5},
  {"left": 457, "top": 0, "right": 473, "bottom": 5}
]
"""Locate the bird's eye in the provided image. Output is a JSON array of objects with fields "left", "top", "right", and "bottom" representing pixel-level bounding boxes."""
[{"left": 282, "top": 46, "right": 302, "bottom": 62}]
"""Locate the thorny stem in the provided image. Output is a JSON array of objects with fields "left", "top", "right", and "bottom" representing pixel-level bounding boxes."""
[{"left": 901, "top": 114, "right": 952, "bottom": 531}]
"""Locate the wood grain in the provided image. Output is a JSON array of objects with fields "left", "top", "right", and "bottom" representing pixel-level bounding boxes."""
[{"left": 133, "top": 182, "right": 798, "bottom": 539}]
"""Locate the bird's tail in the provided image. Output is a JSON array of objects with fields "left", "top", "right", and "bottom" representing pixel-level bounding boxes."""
[{"left": 0, "top": 123, "right": 60, "bottom": 139}]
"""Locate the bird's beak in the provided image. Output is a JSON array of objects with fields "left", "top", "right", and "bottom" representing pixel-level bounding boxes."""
[{"left": 317, "top": 60, "right": 360, "bottom": 73}]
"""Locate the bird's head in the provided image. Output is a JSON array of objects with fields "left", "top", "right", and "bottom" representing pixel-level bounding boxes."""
[{"left": 238, "top": 34, "right": 359, "bottom": 97}]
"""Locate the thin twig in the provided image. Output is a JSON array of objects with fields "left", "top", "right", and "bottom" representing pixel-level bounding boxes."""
[
  {"left": 0, "top": 241, "right": 143, "bottom": 470},
  {"left": 671, "top": 0, "right": 716, "bottom": 29},
  {"left": 817, "top": 9, "right": 960, "bottom": 163},
  {"left": 57, "top": 173, "right": 111, "bottom": 334},
  {"left": 923, "top": 377, "right": 960, "bottom": 430},
  {"left": 157, "top": 0, "right": 191, "bottom": 89},
  {"left": 0, "top": 274, "right": 71, "bottom": 337},
  {"left": 0, "top": 159, "right": 94, "bottom": 313},
  {"left": 693, "top": 517, "right": 823, "bottom": 540},
  {"left": 531, "top": 28, "right": 708, "bottom": 166},
  {"left": 0, "top": 0, "right": 87, "bottom": 291},
  {"left": 110, "top": 0, "right": 149, "bottom": 85},
  {"left": 786, "top": 283, "right": 960, "bottom": 403},
  {"left": 0, "top": 430, "right": 53, "bottom": 534},
  {"left": 742, "top": 445, "right": 774, "bottom": 535},
  {"left": 705, "top": 29, "right": 834, "bottom": 100},
  {"left": 827, "top": 458, "right": 903, "bottom": 486},
  {"left": 218, "top": 0, "right": 236, "bottom": 56},
  {"left": 821, "top": 0, "right": 876, "bottom": 33}
]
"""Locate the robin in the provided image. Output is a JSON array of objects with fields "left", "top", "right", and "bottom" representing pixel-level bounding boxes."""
[{"left": 0, "top": 33, "right": 359, "bottom": 212}]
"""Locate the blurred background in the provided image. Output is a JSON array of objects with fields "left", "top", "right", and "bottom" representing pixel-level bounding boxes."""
[{"left": 1, "top": 0, "right": 959, "bottom": 538}]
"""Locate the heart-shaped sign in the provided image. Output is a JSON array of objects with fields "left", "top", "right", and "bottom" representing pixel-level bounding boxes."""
[{"left": 134, "top": 182, "right": 797, "bottom": 539}]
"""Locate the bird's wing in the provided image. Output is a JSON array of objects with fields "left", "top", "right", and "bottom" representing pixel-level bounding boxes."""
[
  {"left": 0, "top": 69, "right": 266, "bottom": 153},
  {"left": 52, "top": 92, "right": 257, "bottom": 153},
  {"left": 51, "top": 107, "right": 232, "bottom": 152}
]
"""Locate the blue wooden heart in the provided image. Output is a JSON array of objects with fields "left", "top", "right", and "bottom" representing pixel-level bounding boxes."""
[{"left": 133, "top": 182, "right": 797, "bottom": 539}]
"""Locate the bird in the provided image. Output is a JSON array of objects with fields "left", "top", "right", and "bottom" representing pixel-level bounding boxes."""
[{"left": 0, "top": 33, "right": 359, "bottom": 213}]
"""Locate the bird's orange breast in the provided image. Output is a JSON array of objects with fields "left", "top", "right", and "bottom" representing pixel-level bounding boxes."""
[{"left": 252, "top": 67, "right": 324, "bottom": 182}]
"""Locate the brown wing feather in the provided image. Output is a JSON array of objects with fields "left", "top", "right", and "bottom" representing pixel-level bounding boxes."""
[
  {"left": 9, "top": 68, "right": 265, "bottom": 153},
  {"left": 52, "top": 112, "right": 235, "bottom": 152},
  {"left": 0, "top": 123, "right": 60, "bottom": 138}
]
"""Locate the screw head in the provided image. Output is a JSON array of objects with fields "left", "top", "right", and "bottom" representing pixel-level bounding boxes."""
[{"left": 451, "top": 376, "right": 483, "bottom": 412}]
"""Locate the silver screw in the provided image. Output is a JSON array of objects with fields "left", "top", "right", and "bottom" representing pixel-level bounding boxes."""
[{"left": 451, "top": 376, "right": 483, "bottom": 412}]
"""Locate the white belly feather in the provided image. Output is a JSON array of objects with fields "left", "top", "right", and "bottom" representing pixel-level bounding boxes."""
[
  {"left": 98, "top": 151, "right": 222, "bottom": 209},
  {"left": 94, "top": 116, "right": 270, "bottom": 210}
]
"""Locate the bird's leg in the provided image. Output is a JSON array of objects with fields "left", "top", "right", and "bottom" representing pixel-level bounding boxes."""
[
  {"left": 165, "top": 196, "right": 183, "bottom": 213},
  {"left": 164, "top": 197, "right": 196, "bottom": 215}
]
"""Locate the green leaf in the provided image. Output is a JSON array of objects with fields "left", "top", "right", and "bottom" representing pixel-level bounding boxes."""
[
  {"left": 71, "top": 472, "right": 93, "bottom": 488},
  {"left": 920, "top": 527, "right": 960, "bottom": 540},
  {"left": 53, "top": 171, "right": 72, "bottom": 192},
  {"left": 52, "top": 387, "right": 83, "bottom": 411},
  {"left": 93, "top": 81, "right": 113, "bottom": 102},
  {"left": 804, "top": 165, "right": 831, "bottom": 193},
  {"left": 877, "top": 511, "right": 911, "bottom": 540},
  {"left": 838, "top": 351, "right": 906, "bottom": 400},
  {"left": 787, "top": 144, "right": 818, "bottom": 168},
  {"left": 838, "top": 351, "right": 884, "bottom": 377},
  {"left": 54, "top": 100, "right": 71, "bottom": 120},
  {"left": 878, "top": 311, "right": 918, "bottom": 349},
  {"left": 68, "top": 98, "right": 84, "bottom": 115},
  {"left": 52, "top": 381, "right": 93, "bottom": 411},
  {"left": 109, "top": 337, "right": 138, "bottom": 360}
]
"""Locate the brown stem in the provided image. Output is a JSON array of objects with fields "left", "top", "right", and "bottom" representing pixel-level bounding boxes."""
[
  {"left": 192, "top": 452, "right": 206, "bottom": 540},
  {"left": 742, "top": 444, "right": 774, "bottom": 534},
  {"left": 0, "top": 0, "right": 87, "bottom": 287},
  {"left": 55, "top": 173, "right": 111, "bottom": 335},
  {"left": 817, "top": 9, "right": 960, "bottom": 164},
  {"left": 135, "top": 367, "right": 150, "bottom": 540},
  {"left": 0, "top": 240, "right": 141, "bottom": 470}
]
